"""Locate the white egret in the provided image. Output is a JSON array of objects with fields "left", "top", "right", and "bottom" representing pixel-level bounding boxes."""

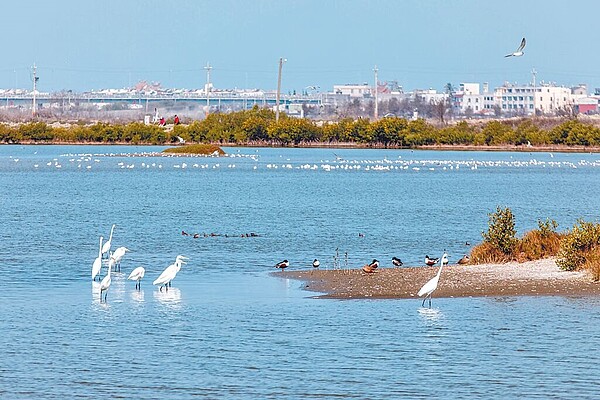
[
  {"left": 101, "top": 224, "right": 116, "bottom": 259},
  {"left": 109, "top": 246, "right": 130, "bottom": 272},
  {"left": 153, "top": 256, "right": 188, "bottom": 291},
  {"left": 418, "top": 255, "right": 445, "bottom": 308},
  {"left": 128, "top": 266, "right": 146, "bottom": 290},
  {"left": 91, "top": 236, "right": 104, "bottom": 281},
  {"left": 99, "top": 255, "right": 112, "bottom": 302}
]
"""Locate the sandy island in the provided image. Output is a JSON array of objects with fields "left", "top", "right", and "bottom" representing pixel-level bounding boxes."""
[{"left": 279, "top": 258, "right": 600, "bottom": 299}]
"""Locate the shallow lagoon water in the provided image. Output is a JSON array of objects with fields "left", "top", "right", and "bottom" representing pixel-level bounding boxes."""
[{"left": 1, "top": 145, "right": 599, "bottom": 398}]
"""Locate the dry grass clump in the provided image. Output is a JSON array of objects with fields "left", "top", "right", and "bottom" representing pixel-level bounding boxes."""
[
  {"left": 514, "top": 230, "right": 563, "bottom": 262},
  {"left": 583, "top": 248, "right": 600, "bottom": 281},
  {"left": 469, "top": 242, "right": 510, "bottom": 264}
]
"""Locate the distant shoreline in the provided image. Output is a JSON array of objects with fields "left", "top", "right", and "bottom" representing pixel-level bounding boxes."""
[
  {"left": 2, "top": 141, "right": 600, "bottom": 153},
  {"left": 279, "top": 258, "right": 600, "bottom": 299}
]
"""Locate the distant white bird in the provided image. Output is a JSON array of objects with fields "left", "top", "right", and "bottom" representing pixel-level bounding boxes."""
[
  {"left": 101, "top": 224, "right": 116, "bottom": 259},
  {"left": 153, "top": 255, "right": 188, "bottom": 291},
  {"left": 505, "top": 37, "right": 526, "bottom": 57},
  {"left": 109, "top": 246, "right": 130, "bottom": 272},
  {"left": 176, "top": 136, "right": 185, "bottom": 144},
  {"left": 99, "top": 253, "right": 112, "bottom": 302},
  {"left": 312, "top": 259, "right": 320, "bottom": 269},
  {"left": 92, "top": 236, "right": 104, "bottom": 281},
  {"left": 128, "top": 266, "right": 146, "bottom": 290},
  {"left": 418, "top": 255, "right": 445, "bottom": 308}
]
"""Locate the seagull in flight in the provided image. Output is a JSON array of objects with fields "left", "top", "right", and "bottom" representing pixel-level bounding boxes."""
[{"left": 505, "top": 37, "right": 526, "bottom": 57}]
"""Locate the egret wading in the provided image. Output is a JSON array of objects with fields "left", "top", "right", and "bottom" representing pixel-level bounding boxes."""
[
  {"left": 110, "top": 246, "right": 130, "bottom": 272},
  {"left": 418, "top": 254, "right": 445, "bottom": 308},
  {"left": 101, "top": 224, "right": 116, "bottom": 259},
  {"left": 128, "top": 266, "right": 146, "bottom": 290},
  {"left": 153, "top": 256, "right": 188, "bottom": 291},
  {"left": 91, "top": 236, "right": 104, "bottom": 281},
  {"left": 99, "top": 254, "right": 112, "bottom": 302}
]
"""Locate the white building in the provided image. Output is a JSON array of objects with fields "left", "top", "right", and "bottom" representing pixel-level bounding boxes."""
[
  {"left": 495, "top": 82, "right": 572, "bottom": 115},
  {"left": 332, "top": 84, "right": 372, "bottom": 98}
]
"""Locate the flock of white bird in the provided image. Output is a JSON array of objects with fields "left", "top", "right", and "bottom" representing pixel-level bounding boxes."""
[{"left": 91, "top": 224, "right": 189, "bottom": 302}]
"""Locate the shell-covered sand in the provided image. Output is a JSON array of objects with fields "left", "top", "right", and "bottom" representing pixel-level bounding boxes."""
[{"left": 280, "top": 258, "right": 600, "bottom": 299}]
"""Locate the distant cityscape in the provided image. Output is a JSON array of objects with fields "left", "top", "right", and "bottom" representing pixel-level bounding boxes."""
[{"left": 1, "top": 76, "right": 599, "bottom": 122}]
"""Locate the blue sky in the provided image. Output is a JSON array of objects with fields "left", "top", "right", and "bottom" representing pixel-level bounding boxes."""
[{"left": 1, "top": 0, "right": 599, "bottom": 93}]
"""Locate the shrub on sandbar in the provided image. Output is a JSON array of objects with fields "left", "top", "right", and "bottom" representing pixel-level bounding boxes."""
[{"left": 556, "top": 220, "right": 600, "bottom": 277}]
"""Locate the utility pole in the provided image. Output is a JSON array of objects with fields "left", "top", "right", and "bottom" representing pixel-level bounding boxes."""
[
  {"left": 204, "top": 62, "right": 212, "bottom": 115},
  {"left": 373, "top": 65, "right": 379, "bottom": 120},
  {"left": 531, "top": 67, "right": 537, "bottom": 117},
  {"left": 276, "top": 57, "right": 286, "bottom": 123},
  {"left": 32, "top": 63, "right": 39, "bottom": 116}
]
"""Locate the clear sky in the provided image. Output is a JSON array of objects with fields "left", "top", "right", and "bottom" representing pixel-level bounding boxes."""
[{"left": 1, "top": 0, "right": 599, "bottom": 93}]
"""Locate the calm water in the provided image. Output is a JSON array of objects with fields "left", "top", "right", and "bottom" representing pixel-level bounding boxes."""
[{"left": 1, "top": 145, "right": 599, "bottom": 398}]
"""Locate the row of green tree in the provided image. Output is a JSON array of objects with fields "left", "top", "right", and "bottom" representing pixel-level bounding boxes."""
[{"left": 2, "top": 107, "right": 600, "bottom": 147}]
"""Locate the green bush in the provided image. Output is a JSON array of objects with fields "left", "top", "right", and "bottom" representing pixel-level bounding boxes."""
[
  {"left": 482, "top": 206, "right": 517, "bottom": 255},
  {"left": 556, "top": 220, "right": 600, "bottom": 271}
]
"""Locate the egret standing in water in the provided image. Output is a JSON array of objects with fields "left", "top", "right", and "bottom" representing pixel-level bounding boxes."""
[
  {"left": 418, "top": 254, "right": 445, "bottom": 308},
  {"left": 109, "top": 246, "right": 129, "bottom": 272},
  {"left": 153, "top": 256, "right": 188, "bottom": 291},
  {"left": 101, "top": 224, "right": 116, "bottom": 259},
  {"left": 91, "top": 236, "right": 104, "bottom": 281},
  {"left": 99, "top": 254, "right": 112, "bottom": 302},
  {"left": 128, "top": 266, "right": 146, "bottom": 290}
]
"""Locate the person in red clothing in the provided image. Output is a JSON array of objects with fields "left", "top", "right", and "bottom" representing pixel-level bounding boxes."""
[
  {"left": 159, "top": 117, "right": 166, "bottom": 126},
  {"left": 174, "top": 115, "right": 180, "bottom": 125}
]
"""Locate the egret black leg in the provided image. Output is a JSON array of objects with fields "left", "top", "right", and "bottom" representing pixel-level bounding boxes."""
[{"left": 422, "top": 297, "right": 426, "bottom": 307}]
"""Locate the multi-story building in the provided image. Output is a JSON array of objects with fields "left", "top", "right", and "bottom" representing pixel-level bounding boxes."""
[{"left": 495, "top": 82, "right": 572, "bottom": 115}]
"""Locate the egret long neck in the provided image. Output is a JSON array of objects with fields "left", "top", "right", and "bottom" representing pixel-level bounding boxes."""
[
  {"left": 108, "top": 225, "right": 114, "bottom": 241},
  {"left": 98, "top": 237, "right": 103, "bottom": 257},
  {"left": 436, "top": 263, "right": 443, "bottom": 279}
]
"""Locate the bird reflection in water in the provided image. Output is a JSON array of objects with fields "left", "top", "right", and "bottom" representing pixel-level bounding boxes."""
[
  {"left": 130, "top": 289, "right": 145, "bottom": 303},
  {"left": 417, "top": 307, "right": 443, "bottom": 322},
  {"left": 153, "top": 287, "right": 182, "bottom": 308}
]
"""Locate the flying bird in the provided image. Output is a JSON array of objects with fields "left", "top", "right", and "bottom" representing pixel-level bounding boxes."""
[{"left": 505, "top": 37, "right": 526, "bottom": 57}]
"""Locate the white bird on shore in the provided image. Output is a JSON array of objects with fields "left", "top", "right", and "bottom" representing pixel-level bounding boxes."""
[
  {"left": 312, "top": 259, "right": 320, "bottom": 269},
  {"left": 418, "top": 254, "right": 445, "bottom": 308},
  {"left": 505, "top": 37, "right": 526, "bottom": 57},
  {"left": 92, "top": 236, "right": 104, "bottom": 281},
  {"left": 101, "top": 224, "right": 116, "bottom": 259},
  {"left": 99, "top": 254, "right": 112, "bottom": 302},
  {"left": 153, "top": 256, "right": 189, "bottom": 291},
  {"left": 128, "top": 266, "right": 146, "bottom": 290}
]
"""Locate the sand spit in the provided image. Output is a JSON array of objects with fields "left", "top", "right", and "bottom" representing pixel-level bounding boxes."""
[{"left": 280, "top": 258, "right": 600, "bottom": 299}]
